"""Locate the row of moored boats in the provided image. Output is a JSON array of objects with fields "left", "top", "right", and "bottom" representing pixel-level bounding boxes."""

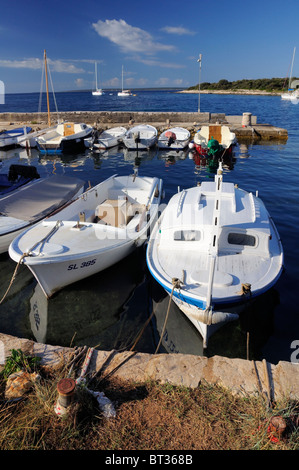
[{"left": 0, "top": 122, "right": 236, "bottom": 159}]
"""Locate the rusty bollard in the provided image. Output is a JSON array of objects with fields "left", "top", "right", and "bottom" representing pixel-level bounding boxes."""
[
  {"left": 54, "top": 378, "right": 76, "bottom": 417},
  {"left": 269, "top": 415, "right": 287, "bottom": 438}
]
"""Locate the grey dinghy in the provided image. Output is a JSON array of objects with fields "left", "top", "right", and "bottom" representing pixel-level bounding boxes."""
[
  {"left": 0, "top": 174, "right": 85, "bottom": 254},
  {"left": 146, "top": 163, "right": 284, "bottom": 348},
  {"left": 9, "top": 173, "right": 163, "bottom": 298}
]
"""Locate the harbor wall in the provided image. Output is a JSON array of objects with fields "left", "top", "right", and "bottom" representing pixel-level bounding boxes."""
[
  {"left": 0, "top": 111, "right": 255, "bottom": 126},
  {"left": 0, "top": 333, "right": 298, "bottom": 401}
]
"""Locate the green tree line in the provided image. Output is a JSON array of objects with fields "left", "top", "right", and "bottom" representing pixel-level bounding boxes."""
[{"left": 188, "top": 77, "right": 298, "bottom": 92}]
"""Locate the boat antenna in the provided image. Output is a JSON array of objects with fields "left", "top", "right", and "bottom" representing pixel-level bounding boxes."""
[{"left": 197, "top": 54, "right": 202, "bottom": 113}]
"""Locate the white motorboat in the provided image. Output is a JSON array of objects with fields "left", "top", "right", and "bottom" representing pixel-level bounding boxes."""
[
  {"left": 0, "top": 174, "right": 85, "bottom": 254},
  {"left": 9, "top": 172, "right": 163, "bottom": 298},
  {"left": 158, "top": 127, "right": 190, "bottom": 150},
  {"left": 146, "top": 163, "right": 284, "bottom": 348},
  {"left": 36, "top": 122, "right": 93, "bottom": 154},
  {"left": 92, "top": 62, "right": 105, "bottom": 96},
  {"left": 85, "top": 126, "right": 127, "bottom": 150},
  {"left": 193, "top": 125, "right": 236, "bottom": 158},
  {"left": 123, "top": 125, "right": 158, "bottom": 150}
]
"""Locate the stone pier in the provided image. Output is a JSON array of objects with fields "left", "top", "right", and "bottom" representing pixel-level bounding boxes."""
[{"left": 0, "top": 111, "right": 288, "bottom": 142}]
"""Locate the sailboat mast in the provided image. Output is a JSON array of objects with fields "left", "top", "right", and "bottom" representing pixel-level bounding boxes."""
[
  {"left": 121, "top": 65, "right": 124, "bottom": 92},
  {"left": 289, "top": 47, "right": 296, "bottom": 89},
  {"left": 44, "top": 50, "right": 51, "bottom": 127},
  {"left": 95, "top": 62, "right": 98, "bottom": 90}
]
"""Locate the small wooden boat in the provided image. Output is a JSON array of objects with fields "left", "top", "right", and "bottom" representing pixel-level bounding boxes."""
[
  {"left": 0, "top": 174, "right": 85, "bottom": 254},
  {"left": 9, "top": 172, "right": 163, "bottom": 298},
  {"left": 36, "top": 122, "right": 93, "bottom": 154},
  {"left": 0, "top": 164, "right": 40, "bottom": 196},
  {"left": 146, "top": 163, "right": 283, "bottom": 347},
  {"left": 85, "top": 126, "right": 127, "bottom": 150},
  {"left": 123, "top": 125, "right": 158, "bottom": 150},
  {"left": 193, "top": 125, "right": 236, "bottom": 158},
  {"left": 0, "top": 127, "right": 32, "bottom": 149},
  {"left": 158, "top": 127, "right": 190, "bottom": 150}
]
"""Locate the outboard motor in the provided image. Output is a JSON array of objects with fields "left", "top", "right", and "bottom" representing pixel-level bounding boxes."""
[
  {"left": 133, "top": 132, "right": 140, "bottom": 143},
  {"left": 165, "top": 131, "right": 176, "bottom": 147},
  {"left": 8, "top": 164, "right": 40, "bottom": 181}
]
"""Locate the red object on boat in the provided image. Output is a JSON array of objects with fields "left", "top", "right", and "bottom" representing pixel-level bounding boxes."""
[{"left": 165, "top": 131, "right": 176, "bottom": 140}]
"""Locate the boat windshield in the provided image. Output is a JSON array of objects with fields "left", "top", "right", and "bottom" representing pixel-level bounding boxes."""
[
  {"left": 173, "top": 230, "right": 201, "bottom": 241},
  {"left": 227, "top": 233, "right": 256, "bottom": 246}
]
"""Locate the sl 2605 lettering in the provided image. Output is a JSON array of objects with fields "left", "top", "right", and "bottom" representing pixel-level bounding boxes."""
[{"left": 67, "top": 259, "right": 96, "bottom": 270}]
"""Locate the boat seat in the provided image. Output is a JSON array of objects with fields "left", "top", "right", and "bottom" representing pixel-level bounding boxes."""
[
  {"left": 95, "top": 199, "right": 132, "bottom": 227},
  {"left": 95, "top": 199, "right": 146, "bottom": 227}
]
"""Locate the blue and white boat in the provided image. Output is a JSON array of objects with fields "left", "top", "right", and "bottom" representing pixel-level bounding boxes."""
[
  {"left": 0, "top": 174, "right": 85, "bottom": 254},
  {"left": 146, "top": 163, "right": 284, "bottom": 347},
  {"left": 0, "top": 127, "right": 32, "bottom": 149}
]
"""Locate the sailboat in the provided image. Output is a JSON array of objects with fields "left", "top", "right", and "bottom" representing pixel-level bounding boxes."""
[
  {"left": 281, "top": 47, "right": 299, "bottom": 101},
  {"left": 35, "top": 50, "right": 93, "bottom": 154},
  {"left": 92, "top": 62, "right": 104, "bottom": 96},
  {"left": 117, "top": 65, "right": 132, "bottom": 97}
]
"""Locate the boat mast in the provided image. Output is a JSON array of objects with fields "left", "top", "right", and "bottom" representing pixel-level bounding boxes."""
[
  {"left": 121, "top": 65, "right": 124, "bottom": 92},
  {"left": 95, "top": 62, "right": 98, "bottom": 90},
  {"left": 44, "top": 50, "right": 51, "bottom": 127},
  {"left": 289, "top": 47, "right": 296, "bottom": 89}
]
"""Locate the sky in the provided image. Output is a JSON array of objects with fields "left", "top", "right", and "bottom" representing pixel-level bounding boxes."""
[{"left": 0, "top": 0, "right": 298, "bottom": 93}]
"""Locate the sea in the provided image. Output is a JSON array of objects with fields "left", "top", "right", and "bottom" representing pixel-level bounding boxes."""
[{"left": 0, "top": 89, "right": 298, "bottom": 364}]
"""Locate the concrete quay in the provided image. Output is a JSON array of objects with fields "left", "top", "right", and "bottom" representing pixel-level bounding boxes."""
[
  {"left": 0, "top": 111, "right": 288, "bottom": 142},
  {"left": 0, "top": 333, "right": 298, "bottom": 402}
]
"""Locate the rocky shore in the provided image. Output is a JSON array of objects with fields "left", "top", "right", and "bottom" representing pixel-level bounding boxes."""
[{"left": 179, "top": 89, "right": 280, "bottom": 96}]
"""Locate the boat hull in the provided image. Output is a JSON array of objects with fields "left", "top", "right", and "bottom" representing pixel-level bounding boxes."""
[
  {"left": 26, "top": 239, "right": 137, "bottom": 298},
  {"left": 37, "top": 134, "right": 92, "bottom": 154}
]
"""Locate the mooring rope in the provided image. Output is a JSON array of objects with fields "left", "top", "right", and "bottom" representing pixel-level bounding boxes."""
[
  {"left": 0, "top": 221, "right": 62, "bottom": 306},
  {"left": 0, "top": 252, "right": 29, "bottom": 305},
  {"left": 154, "top": 277, "right": 182, "bottom": 354}
]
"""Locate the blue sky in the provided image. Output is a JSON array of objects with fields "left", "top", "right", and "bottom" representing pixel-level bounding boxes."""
[{"left": 0, "top": 0, "right": 298, "bottom": 93}]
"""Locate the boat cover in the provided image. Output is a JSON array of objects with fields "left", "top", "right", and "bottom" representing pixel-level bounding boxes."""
[{"left": 0, "top": 174, "right": 85, "bottom": 222}]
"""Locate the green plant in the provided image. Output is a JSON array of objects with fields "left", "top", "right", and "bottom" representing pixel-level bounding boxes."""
[{"left": 0, "top": 349, "right": 41, "bottom": 380}]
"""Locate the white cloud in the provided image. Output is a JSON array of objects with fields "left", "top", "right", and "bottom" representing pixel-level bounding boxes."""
[
  {"left": 161, "top": 26, "right": 196, "bottom": 36},
  {"left": 137, "top": 57, "right": 185, "bottom": 69},
  {"left": 0, "top": 58, "right": 84, "bottom": 73},
  {"left": 92, "top": 19, "right": 175, "bottom": 54}
]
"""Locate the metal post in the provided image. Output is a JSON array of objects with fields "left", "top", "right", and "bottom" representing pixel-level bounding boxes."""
[{"left": 197, "top": 54, "right": 202, "bottom": 113}]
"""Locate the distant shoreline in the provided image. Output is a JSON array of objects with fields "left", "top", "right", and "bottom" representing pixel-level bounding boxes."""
[{"left": 179, "top": 89, "right": 280, "bottom": 96}]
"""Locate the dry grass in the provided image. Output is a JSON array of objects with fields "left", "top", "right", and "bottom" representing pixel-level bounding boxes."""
[{"left": 0, "top": 362, "right": 298, "bottom": 451}]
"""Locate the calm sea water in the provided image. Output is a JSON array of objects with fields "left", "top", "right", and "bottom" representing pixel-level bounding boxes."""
[{"left": 0, "top": 90, "right": 298, "bottom": 364}]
